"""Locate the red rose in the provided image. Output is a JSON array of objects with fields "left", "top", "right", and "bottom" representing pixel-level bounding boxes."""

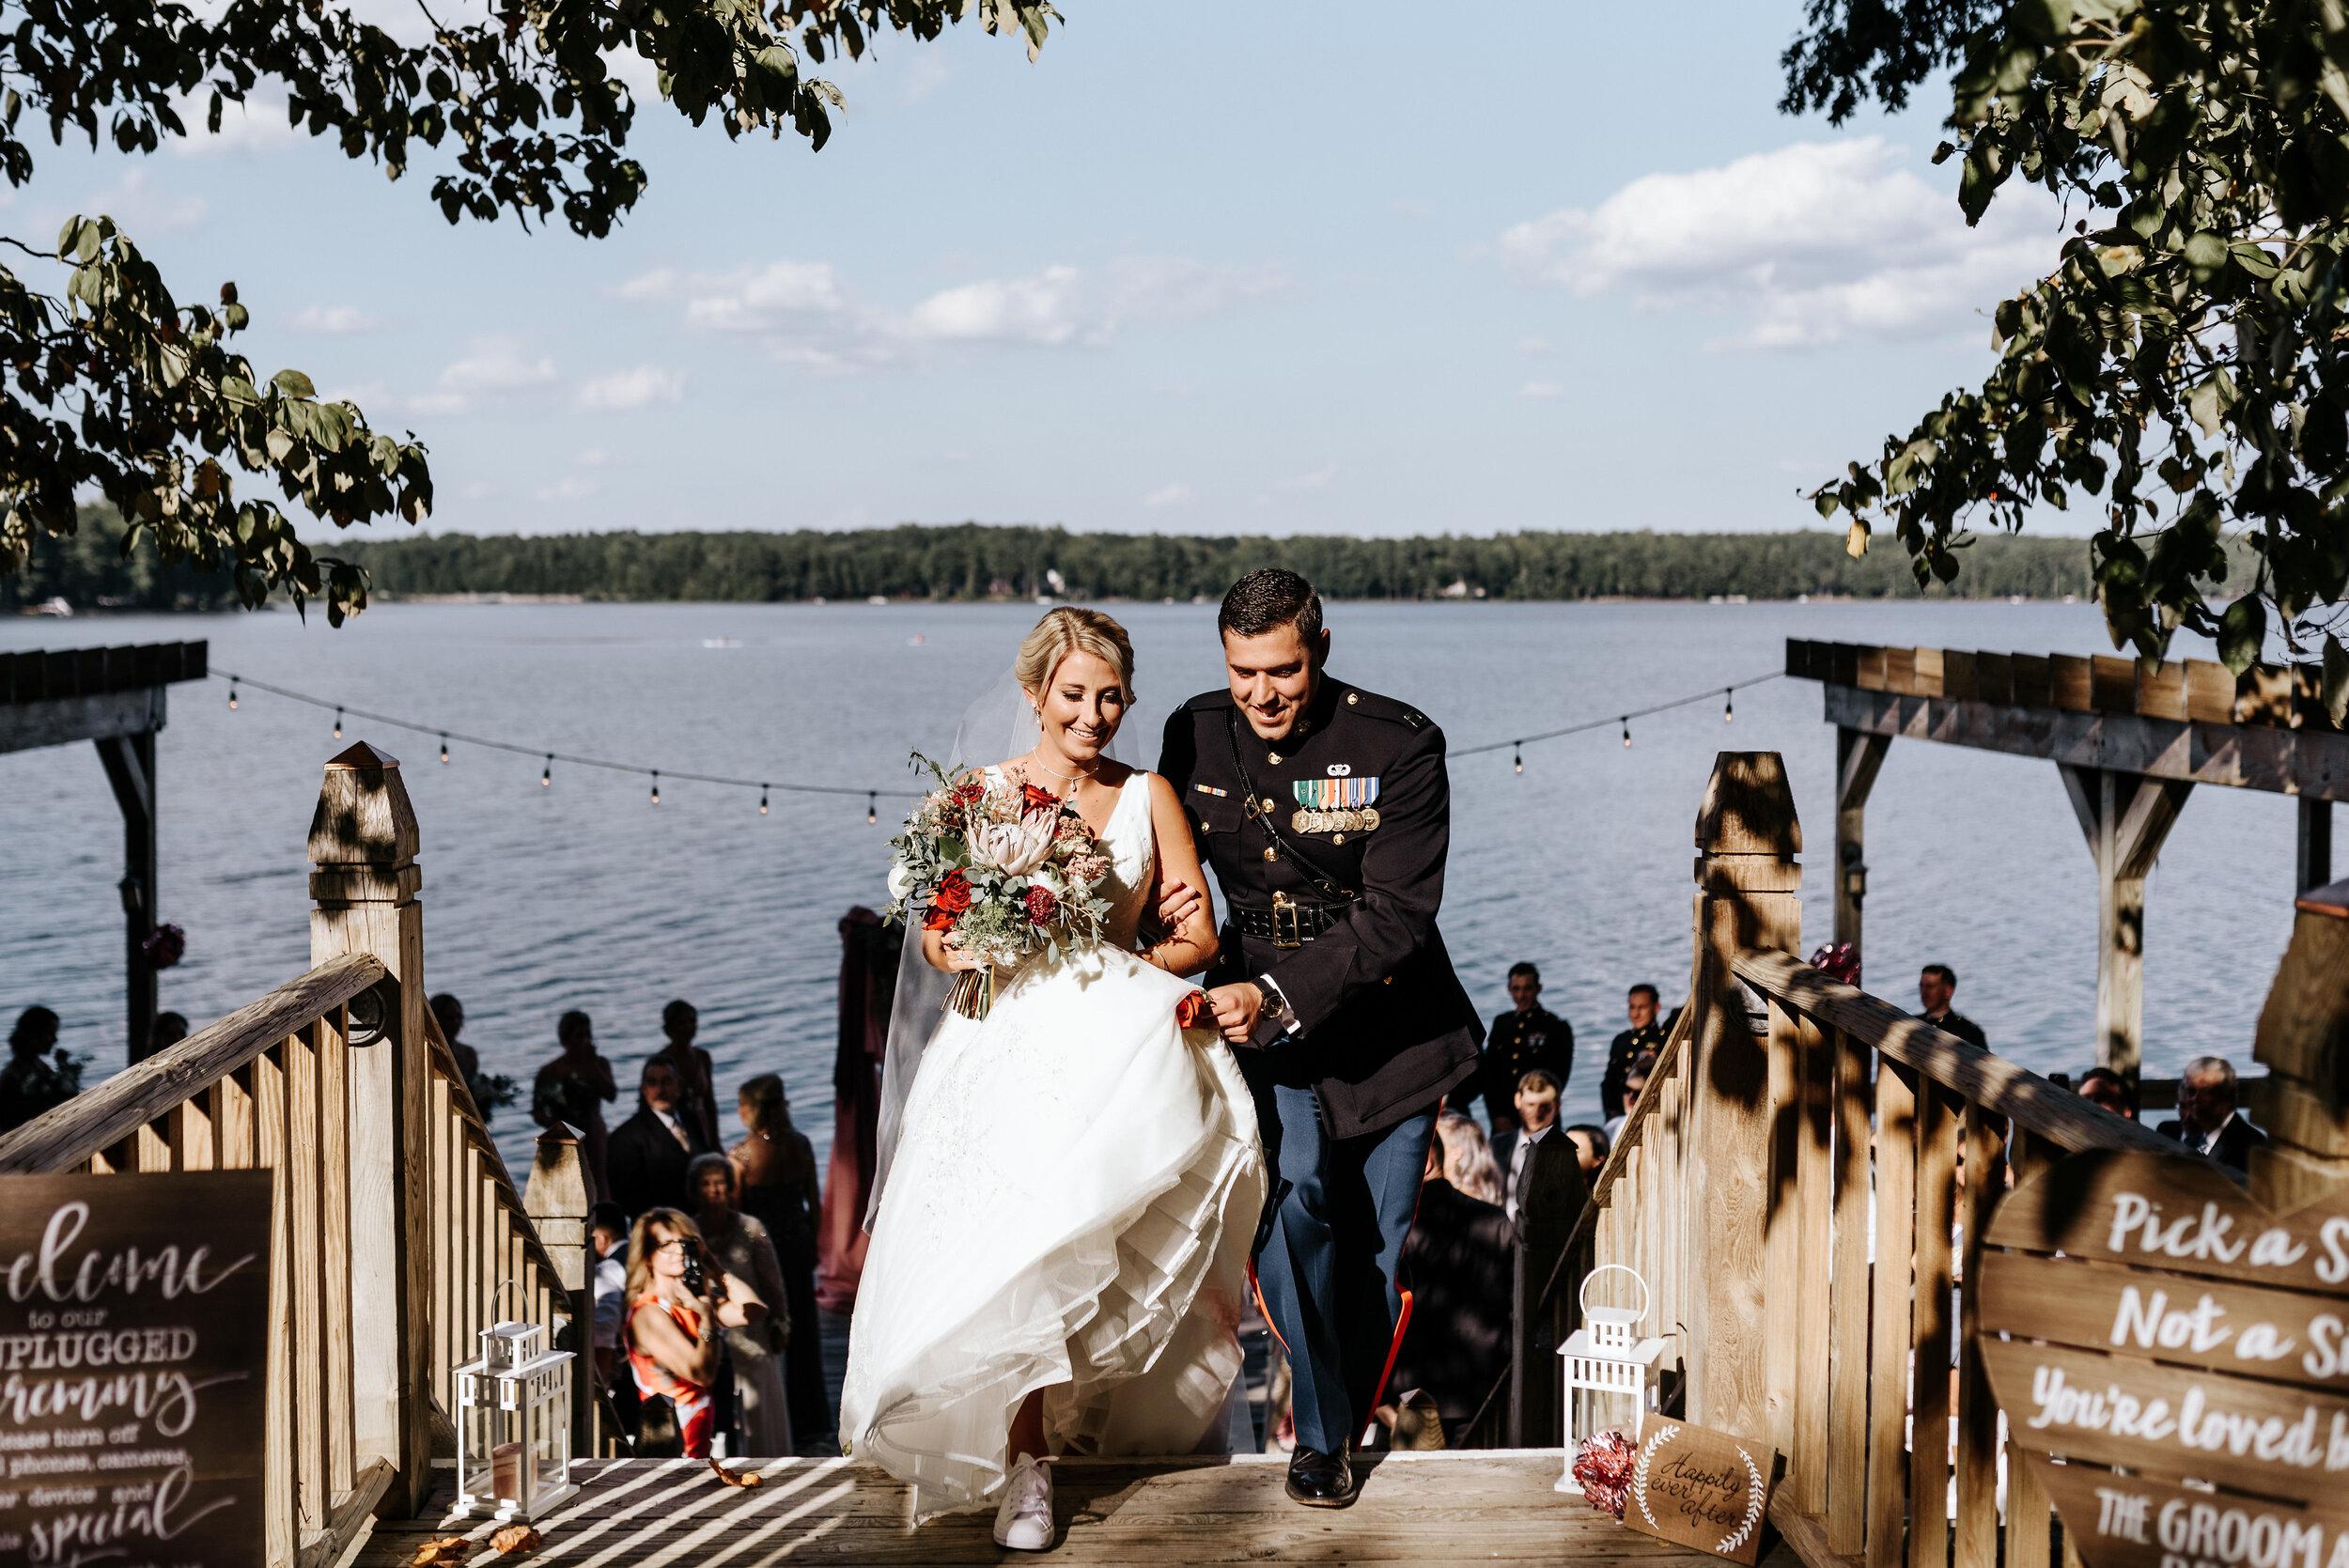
[
  {"left": 1175, "top": 990, "right": 1209, "bottom": 1029},
  {"left": 923, "top": 904, "right": 957, "bottom": 932},
  {"left": 954, "top": 780, "right": 986, "bottom": 804},
  {"left": 1021, "top": 783, "right": 1059, "bottom": 815},
  {"left": 1023, "top": 885, "right": 1059, "bottom": 925},
  {"left": 932, "top": 869, "right": 972, "bottom": 915}
]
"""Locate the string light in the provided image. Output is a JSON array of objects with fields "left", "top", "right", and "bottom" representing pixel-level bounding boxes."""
[
  {"left": 333, "top": 706, "right": 343, "bottom": 740},
  {"left": 440, "top": 734, "right": 451, "bottom": 764},
  {"left": 1723, "top": 688, "right": 1735, "bottom": 723},
  {"left": 541, "top": 755, "right": 552, "bottom": 787},
  {"left": 867, "top": 793, "right": 879, "bottom": 826},
  {"left": 1513, "top": 743, "right": 1523, "bottom": 775},
  {"left": 759, "top": 785, "right": 770, "bottom": 815},
  {"left": 226, "top": 678, "right": 238, "bottom": 710},
  {"left": 650, "top": 770, "right": 661, "bottom": 806},
  {"left": 1621, "top": 716, "right": 1631, "bottom": 748}
]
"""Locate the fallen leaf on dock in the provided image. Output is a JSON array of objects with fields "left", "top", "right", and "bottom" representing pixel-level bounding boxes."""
[
  {"left": 410, "top": 1536, "right": 471, "bottom": 1567},
  {"left": 489, "top": 1525, "right": 541, "bottom": 1555},
  {"left": 709, "top": 1459, "right": 764, "bottom": 1488}
]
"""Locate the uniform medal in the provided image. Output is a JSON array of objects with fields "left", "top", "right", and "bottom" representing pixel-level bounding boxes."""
[{"left": 1291, "top": 775, "right": 1380, "bottom": 835}]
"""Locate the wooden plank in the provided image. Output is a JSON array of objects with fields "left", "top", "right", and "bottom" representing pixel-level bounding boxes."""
[
  {"left": 1770, "top": 1494, "right": 1859, "bottom": 1568},
  {"left": 2138, "top": 660, "right": 2186, "bottom": 722},
  {"left": 257, "top": 1045, "right": 297, "bottom": 1568},
  {"left": 135, "top": 1118, "right": 172, "bottom": 1171},
  {"left": 0, "top": 953, "right": 386, "bottom": 1173},
  {"left": 430, "top": 1076, "right": 455, "bottom": 1415},
  {"left": 1866, "top": 1060, "right": 1915, "bottom": 1568},
  {"left": 1952, "top": 1104, "right": 2003, "bottom": 1568},
  {"left": 1976, "top": 1250, "right": 2349, "bottom": 1381},
  {"left": 1766, "top": 999, "right": 1802, "bottom": 1465},
  {"left": 1941, "top": 650, "right": 1976, "bottom": 702},
  {"left": 298, "top": 1458, "right": 395, "bottom": 1568},
  {"left": 1732, "top": 950, "right": 2183, "bottom": 1158},
  {"left": 0, "top": 685, "right": 169, "bottom": 753},
  {"left": 2186, "top": 660, "right": 2234, "bottom": 723},
  {"left": 1984, "top": 1146, "right": 2342, "bottom": 1286},
  {"left": 288, "top": 1026, "right": 328, "bottom": 1535},
  {"left": 2092, "top": 654, "right": 2138, "bottom": 715},
  {"left": 1908, "top": 1087, "right": 1956, "bottom": 1568},
  {"left": 1885, "top": 647, "right": 1916, "bottom": 695},
  {"left": 220, "top": 1065, "right": 257, "bottom": 1169},
  {"left": 319, "top": 1008, "right": 357, "bottom": 1498},
  {"left": 170, "top": 1093, "right": 215, "bottom": 1171},
  {"left": 2053, "top": 654, "right": 2093, "bottom": 711},
  {"left": 2006, "top": 1135, "right": 2058, "bottom": 1568},
  {"left": 1913, "top": 647, "right": 1944, "bottom": 699},
  {"left": 1827, "top": 1027, "right": 1869, "bottom": 1557},
  {"left": 1973, "top": 652, "right": 2014, "bottom": 706}
]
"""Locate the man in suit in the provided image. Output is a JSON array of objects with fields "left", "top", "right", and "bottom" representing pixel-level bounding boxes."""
[
  {"left": 1918, "top": 964, "right": 1987, "bottom": 1050},
  {"left": 1161, "top": 568, "right": 1481, "bottom": 1508},
  {"left": 605, "top": 1056, "right": 715, "bottom": 1220},
  {"left": 1498, "top": 1068, "right": 1564, "bottom": 1227},
  {"left": 1475, "top": 963, "right": 1574, "bottom": 1137},
  {"left": 2155, "top": 1055, "right": 2267, "bottom": 1173}
]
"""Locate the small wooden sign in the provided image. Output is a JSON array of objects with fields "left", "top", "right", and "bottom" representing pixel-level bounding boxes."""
[
  {"left": 1980, "top": 1150, "right": 2349, "bottom": 1568},
  {"left": 1622, "top": 1415, "right": 1779, "bottom": 1566},
  {"left": 0, "top": 1171, "right": 272, "bottom": 1568}
]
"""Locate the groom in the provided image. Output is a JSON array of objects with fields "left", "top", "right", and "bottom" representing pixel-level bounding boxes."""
[{"left": 1159, "top": 567, "right": 1481, "bottom": 1507}]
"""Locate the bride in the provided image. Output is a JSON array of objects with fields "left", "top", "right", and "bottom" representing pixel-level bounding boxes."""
[{"left": 841, "top": 607, "right": 1268, "bottom": 1549}]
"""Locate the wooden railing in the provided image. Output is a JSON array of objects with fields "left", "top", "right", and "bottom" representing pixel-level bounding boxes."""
[
  {"left": 0, "top": 741, "right": 595, "bottom": 1564},
  {"left": 1576, "top": 751, "right": 2190, "bottom": 1568}
]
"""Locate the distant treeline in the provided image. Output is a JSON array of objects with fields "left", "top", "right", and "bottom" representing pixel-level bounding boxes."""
[
  {"left": 9, "top": 517, "right": 2179, "bottom": 612},
  {"left": 325, "top": 524, "right": 2121, "bottom": 603}
]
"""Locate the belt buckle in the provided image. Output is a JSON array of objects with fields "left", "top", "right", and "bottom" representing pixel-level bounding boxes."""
[{"left": 1271, "top": 891, "right": 1302, "bottom": 949}]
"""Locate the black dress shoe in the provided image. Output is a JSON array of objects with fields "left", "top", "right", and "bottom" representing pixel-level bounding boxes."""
[{"left": 1284, "top": 1445, "right": 1357, "bottom": 1508}]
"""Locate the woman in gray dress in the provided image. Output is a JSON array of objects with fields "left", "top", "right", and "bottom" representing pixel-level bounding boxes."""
[{"left": 688, "top": 1154, "right": 793, "bottom": 1457}]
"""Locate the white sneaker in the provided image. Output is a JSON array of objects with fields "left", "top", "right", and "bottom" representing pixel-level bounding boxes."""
[{"left": 991, "top": 1454, "right": 1053, "bottom": 1550}]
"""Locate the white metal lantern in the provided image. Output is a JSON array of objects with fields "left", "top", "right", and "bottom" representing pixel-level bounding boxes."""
[
  {"left": 455, "top": 1318, "right": 578, "bottom": 1521},
  {"left": 1556, "top": 1264, "right": 1669, "bottom": 1494}
]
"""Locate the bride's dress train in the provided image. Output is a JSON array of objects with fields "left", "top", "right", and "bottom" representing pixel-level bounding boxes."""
[{"left": 841, "top": 769, "right": 1268, "bottom": 1520}]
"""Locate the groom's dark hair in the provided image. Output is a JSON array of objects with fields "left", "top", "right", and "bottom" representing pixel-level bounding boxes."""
[{"left": 1219, "top": 568, "right": 1324, "bottom": 646}]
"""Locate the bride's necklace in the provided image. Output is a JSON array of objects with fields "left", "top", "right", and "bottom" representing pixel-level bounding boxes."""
[{"left": 1024, "top": 751, "right": 1097, "bottom": 789}]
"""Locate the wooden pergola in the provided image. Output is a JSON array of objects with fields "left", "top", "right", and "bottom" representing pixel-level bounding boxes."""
[
  {"left": 2, "top": 640, "right": 209, "bottom": 1060},
  {"left": 1785, "top": 637, "right": 2345, "bottom": 1080}
]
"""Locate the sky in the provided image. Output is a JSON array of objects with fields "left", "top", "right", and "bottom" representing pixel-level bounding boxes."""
[{"left": 9, "top": 4, "right": 2080, "bottom": 542}]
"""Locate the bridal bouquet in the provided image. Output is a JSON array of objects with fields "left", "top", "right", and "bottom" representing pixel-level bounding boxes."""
[{"left": 883, "top": 754, "right": 1119, "bottom": 1017}]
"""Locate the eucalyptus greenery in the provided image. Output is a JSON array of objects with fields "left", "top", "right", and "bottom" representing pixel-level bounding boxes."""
[
  {"left": 1792, "top": 0, "right": 2349, "bottom": 702},
  {"left": 0, "top": 0, "right": 1058, "bottom": 624}
]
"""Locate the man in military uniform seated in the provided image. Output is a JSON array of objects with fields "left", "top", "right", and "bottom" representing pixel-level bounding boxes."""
[
  {"left": 1602, "top": 983, "right": 1668, "bottom": 1113},
  {"left": 1475, "top": 961, "right": 1574, "bottom": 1137},
  {"left": 1159, "top": 568, "right": 1481, "bottom": 1509}
]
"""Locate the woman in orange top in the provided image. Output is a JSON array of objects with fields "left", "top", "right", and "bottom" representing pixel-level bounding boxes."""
[{"left": 624, "top": 1206, "right": 766, "bottom": 1456}]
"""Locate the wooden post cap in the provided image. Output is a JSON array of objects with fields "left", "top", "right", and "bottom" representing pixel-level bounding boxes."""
[
  {"left": 1695, "top": 751, "right": 1803, "bottom": 857},
  {"left": 2295, "top": 876, "right": 2349, "bottom": 919},
  {"left": 309, "top": 742, "right": 420, "bottom": 867}
]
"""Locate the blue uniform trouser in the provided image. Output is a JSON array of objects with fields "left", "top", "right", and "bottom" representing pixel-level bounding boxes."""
[{"left": 1252, "top": 1086, "right": 1436, "bottom": 1456}]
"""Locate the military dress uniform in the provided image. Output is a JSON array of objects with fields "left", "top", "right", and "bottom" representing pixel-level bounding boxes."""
[
  {"left": 1159, "top": 675, "right": 1481, "bottom": 1460},
  {"left": 1476, "top": 1006, "right": 1575, "bottom": 1131},
  {"left": 1602, "top": 1019, "right": 1668, "bottom": 1116}
]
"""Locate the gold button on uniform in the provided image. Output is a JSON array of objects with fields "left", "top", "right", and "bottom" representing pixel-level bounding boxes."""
[
  {"left": 1332, "top": 833, "right": 1346, "bottom": 845},
  {"left": 1262, "top": 846, "right": 1278, "bottom": 862},
  {"left": 1268, "top": 753, "right": 1283, "bottom": 765},
  {"left": 1346, "top": 692, "right": 1359, "bottom": 706}
]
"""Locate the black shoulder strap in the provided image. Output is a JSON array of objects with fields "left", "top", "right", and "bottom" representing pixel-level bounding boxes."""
[{"left": 1224, "top": 709, "right": 1360, "bottom": 905}]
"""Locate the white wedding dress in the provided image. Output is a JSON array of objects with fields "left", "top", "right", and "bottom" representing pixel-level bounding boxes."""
[{"left": 842, "top": 768, "right": 1268, "bottom": 1520}]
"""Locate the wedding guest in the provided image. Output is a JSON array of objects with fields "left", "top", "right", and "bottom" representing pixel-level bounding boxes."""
[
  {"left": 1919, "top": 965, "right": 1987, "bottom": 1049},
  {"left": 1475, "top": 963, "right": 1574, "bottom": 1136},
  {"left": 732, "top": 1073, "right": 832, "bottom": 1449},
  {"left": 535, "top": 1010, "right": 618, "bottom": 1201},
  {"left": 1563, "top": 1123, "right": 1610, "bottom": 1177},
  {"left": 435, "top": 992, "right": 519, "bottom": 1126},
  {"left": 1386, "top": 1136, "right": 1514, "bottom": 1436},
  {"left": 590, "top": 1202, "right": 630, "bottom": 1384},
  {"left": 0, "top": 1006, "right": 76, "bottom": 1132},
  {"left": 1433, "top": 1109, "right": 1505, "bottom": 1205},
  {"left": 623, "top": 1206, "right": 764, "bottom": 1458},
  {"left": 1501, "top": 1067, "right": 1563, "bottom": 1227},
  {"left": 609, "top": 1058, "right": 715, "bottom": 1220},
  {"left": 690, "top": 1153, "right": 794, "bottom": 1458},
  {"left": 1605, "top": 1051, "right": 1655, "bottom": 1145},
  {"left": 2076, "top": 1066, "right": 2138, "bottom": 1121},
  {"left": 2156, "top": 1055, "right": 2266, "bottom": 1173},
  {"left": 148, "top": 1011, "right": 188, "bottom": 1055},
  {"left": 655, "top": 1000, "right": 724, "bottom": 1151},
  {"left": 1602, "top": 986, "right": 1667, "bottom": 1113}
]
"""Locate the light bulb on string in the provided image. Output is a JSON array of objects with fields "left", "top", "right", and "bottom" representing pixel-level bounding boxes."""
[
  {"left": 1723, "top": 688, "right": 1735, "bottom": 723},
  {"left": 650, "top": 770, "right": 661, "bottom": 806},
  {"left": 1513, "top": 743, "right": 1523, "bottom": 775},
  {"left": 226, "top": 678, "right": 238, "bottom": 710},
  {"left": 540, "top": 755, "right": 552, "bottom": 787},
  {"left": 759, "top": 785, "right": 770, "bottom": 816},
  {"left": 1621, "top": 716, "right": 1631, "bottom": 748},
  {"left": 440, "top": 734, "right": 450, "bottom": 764},
  {"left": 867, "top": 792, "right": 878, "bottom": 825},
  {"left": 334, "top": 706, "right": 343, "bottom": 740}
]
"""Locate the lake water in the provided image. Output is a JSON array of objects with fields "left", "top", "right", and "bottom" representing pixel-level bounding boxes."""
[{"left": 1, "top": 598, "right": 2305, "bottom": 1178}]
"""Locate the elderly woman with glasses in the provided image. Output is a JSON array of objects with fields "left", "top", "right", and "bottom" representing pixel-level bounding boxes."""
[{"left": 624, "top": 1206, "right": 767, "bottom": 1457}]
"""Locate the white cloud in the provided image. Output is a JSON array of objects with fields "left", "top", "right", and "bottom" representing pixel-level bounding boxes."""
[
  {"left": 1499, "top": 137, "right": 2062, "bottom": 350},
  {"left": 290, "top": 304, "right": 384, "bottom": 335},
  {"left": 577, "top": 447, "right": 612, "bottom": 467},
  {"left": 1517, "top": 335, "right": 1553, "bottom": 355},
  {"left": 1520, "top": 381, "right": 1564, "bottom": 399},
  {"left": 76, "top": 169, "right": 208, "bottom": 236},
  {"left": 620, "top": 255, "right": 1286, "bottom": 369},
  {"left": 172, "top": 91, "right": 297, "bottom": 157},
  {"left": 1143, "top": 482, "right": 1192, "bottom": 507},
  {"left": 901, "top": 54, "right": 954, "bottom": 102},
  {"left": 1275, "top": 464, "right": 1336, "bottom": 493},
  {"left": 460, "top": 480, "right": 499, "bottom": 501},
  {"left": 440, "top": 336, "right": 556, "bottom": 395},
  {"left": 535, "top": 476, "right": 599, "bottom": 504},
  {"left": 574, "top": 365, "right": 686, "bottom": 412},
  {"left": 406, "top": 391, "right": 469, "bottom": 418}
]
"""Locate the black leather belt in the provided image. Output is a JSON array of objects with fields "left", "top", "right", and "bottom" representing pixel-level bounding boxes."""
[{"left": 1231, "top": 895, "right": 1350, "bottom": 948}]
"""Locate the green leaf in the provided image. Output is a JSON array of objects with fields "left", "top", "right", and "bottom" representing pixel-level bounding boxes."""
[
  {"left": 2182, "top": 230, "right": 2229, "bottom": 282},
  {"left": 2217, "top": 595, "right": 2265, "bottom": 675},
  {"left": 271, "top": 368, "right": 317, "bottom": 399}
]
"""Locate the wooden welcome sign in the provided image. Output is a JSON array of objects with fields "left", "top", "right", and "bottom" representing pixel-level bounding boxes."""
[
  {"left": 1622, "top": 1415, "right": 1779, "bottom": 1566},
  {"left": 0, "top": 1171, "right": 272, "bottom": 1568},
  {"left": 1979, "top": 1149, "right": 2349, "bottom": 1568}
]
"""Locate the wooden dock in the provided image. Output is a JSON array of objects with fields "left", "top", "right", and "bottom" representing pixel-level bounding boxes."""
[{"left": 353, "top": 1452, "right": 1744, "bottom": 1567}]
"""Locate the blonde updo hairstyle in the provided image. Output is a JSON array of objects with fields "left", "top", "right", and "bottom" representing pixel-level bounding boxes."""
[{"left": 1015, "top": 607, "right": 1137, "bottom": 702}]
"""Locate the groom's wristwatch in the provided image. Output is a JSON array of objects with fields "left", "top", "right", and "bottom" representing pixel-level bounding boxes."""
[{"left": 1252, "top": 977, "right": 1295, "bottom": 1032}]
